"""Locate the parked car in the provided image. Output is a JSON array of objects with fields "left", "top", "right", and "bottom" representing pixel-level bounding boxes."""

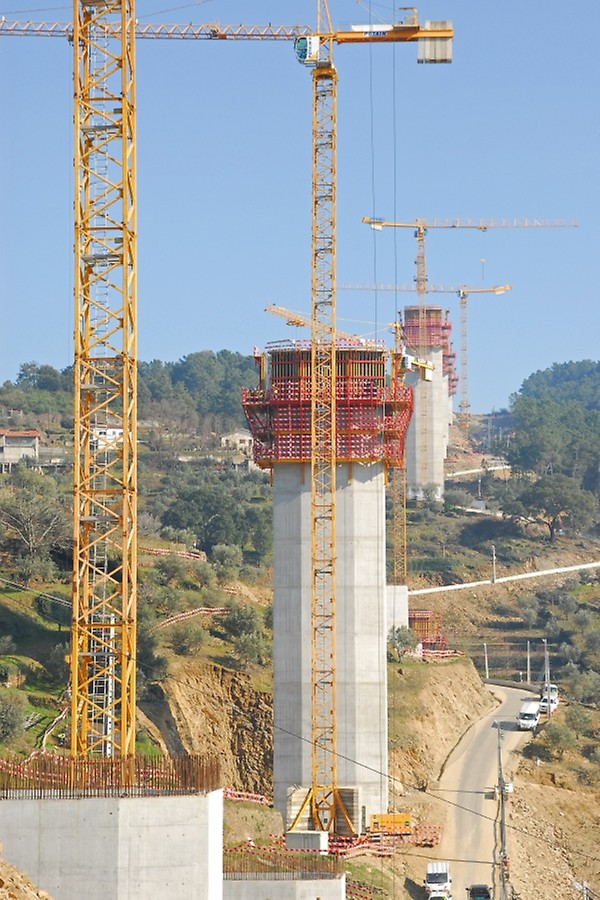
[
  {"left": 539, "top": 683, "right": 559, "bottom": 703},
  {"left": 539, "top": 695, "right": 558, "bottom": 713},
  {"left": 466, "top": 887, "right": 491, "bottom": 900}
]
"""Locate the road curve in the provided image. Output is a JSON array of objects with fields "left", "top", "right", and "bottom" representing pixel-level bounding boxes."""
[{"left": 429, "top": 684, "right": 534, "bottom": 896}]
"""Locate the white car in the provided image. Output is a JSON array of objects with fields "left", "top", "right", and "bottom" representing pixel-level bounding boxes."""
[{"left": 539, "top": 695, "right": 558, "bottom": 713}]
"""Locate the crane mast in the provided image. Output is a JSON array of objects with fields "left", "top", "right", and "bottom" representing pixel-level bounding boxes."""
[
  {"left": 363, "top": 217, "right": 574, "bottom": 478},
  {"left": 306, "top": 2, "right": 345, "bottom": 834},
  {"left": 71, "top": 0, "right": 137, "bottom": 757},
  {"left": 294, "top": 7, "right": 451, "bottom": 833}
]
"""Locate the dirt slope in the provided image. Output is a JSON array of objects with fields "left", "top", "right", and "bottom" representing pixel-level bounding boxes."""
[
  {"left": 0, "top": 853, "right": 50, "bottom": 900},
  {"left": 143, "top": 658, "right": 273, "bottom": 794},
  {"left": 507, "top": 781, "right": 600, "bottom": 899},
  {"left": 388, "top": 657, "right": 496, "bottom": 793}
]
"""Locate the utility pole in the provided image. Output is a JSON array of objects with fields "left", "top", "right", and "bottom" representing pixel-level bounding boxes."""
[
  {"left": 496, "top": 721, "right": 510, "bottom": 899},
  {"left": 543, "top": 638, "right": 551, "bottom": 719},
  {"left": 527, "top": 640, "right": 531, "bottom": 685},
  {"left": 484, "top": 642, "right": 490, "bottom": 680},
  {"left": 491, "top": 545, "right": 497, "bottom": 584}
]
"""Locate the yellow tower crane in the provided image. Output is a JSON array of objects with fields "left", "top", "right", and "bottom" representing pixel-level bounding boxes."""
[
  {"left": 2, "top": 11, "right": 453, "bottom": 815},
  {"left": 71, "top": 0, "right": 137, "bottom": 758},
  {"left": 339, "top": 281, "right": 512, "bottom": 433},
  {"left": 362, "top": 217, "right": 574, "bottom": 487},
  {"left": 290, "top": 6, "right": 452, "bottom": 833},
  {"left": 455, "top": 285, "right": 510, "bottom": 429}
]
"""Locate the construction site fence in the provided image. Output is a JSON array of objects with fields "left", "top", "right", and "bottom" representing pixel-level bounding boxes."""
[
  {"left": 140, "top": 545, "right": 206, "bottom": 561},
  {"left": 223, "top": 847, "right": 344, "bottom": 880},
  {"left": 223, "top": 786, "right": 271, "bottom": 806},
  {"left": 0, "top": 753, "right": 220, "bottom": 799}
]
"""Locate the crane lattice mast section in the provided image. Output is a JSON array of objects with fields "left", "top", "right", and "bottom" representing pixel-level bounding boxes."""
[
  {"left": 308, "top": 5, "right": 344, "bottom": 834},
  {"left": 71, "top": 0, "right": 137, "bottom": 757},
  {"left": 292, "top": 6, "right": 452, "bottom": 833}
]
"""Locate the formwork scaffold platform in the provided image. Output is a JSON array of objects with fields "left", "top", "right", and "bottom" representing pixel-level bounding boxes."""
[
  {"left": 403, "top": 306, "right": 458, "bottom": 396},
  {"left": 242, "top": 340, "right": 413, "bottom": 468}
]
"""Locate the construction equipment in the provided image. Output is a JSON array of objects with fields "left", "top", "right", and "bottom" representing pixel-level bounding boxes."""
[
  {"left": 265, "top": 304, "right": 362, "bottom": 344},
  {"left": 369, "top": 812, "right": 413, "bottom": 836},
  {"left": 70, "top": 0, "right": 137, "bottom": 758},
  {"left": 340, "top": 281, "right": 511, "bottom": 433},
  {"left": 287, "top": 5, "right": 452, "bottom": 835},
  {"left": 362, "top": 217, "right": 575, "bottom": 490},
  {"left": 455, "top": 285, "right": 511, "bottom": 430},
  {"left": 3, "top": 8, "right": 453, "bottom": 828}
]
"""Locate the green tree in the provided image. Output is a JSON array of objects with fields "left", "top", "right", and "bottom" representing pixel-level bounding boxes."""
[
  {"left": 244, "top": 505, "right": 272, "bottom": 559},
  {"left": 510, "top": 474, "right": 596, "bottom": 541},
  {"left": 566, "top": 670, "right": 600, "bottom": 706},
  {"left": 564, "top": 705, "right": 593, "bottom": 740},
  {"left": 518, "top": 597, "right": 539, "bottom": 629},
  {"left": 211, "top": 544, "right": 243, "bottom": 581},
  {"left": 34, "top": 591, "right": 71, "bottom": 629},
  {"left": 543, "top": 721, "right": 577, "bottom": 759},
  {"left": 154, "top": 554, "right": 188, "bottom": 586},
  {"left": 161, "top": 484, "right": 244, "bottom": 553},
  {"left": 388, "top": 626, "right": 418, "bottom": 657},
  {"left": 169, "top": 622, "right": 207, "bottom": 656},
  {"left": 0, "top": 467, "right": 70, "bottom": 581},
  {"left": 235, "top": 631, "right": 271, "bottom": 666},
  {"left": 224, "top": 601, "right": 259, "bottom": 638},
  {"left": 16, "top": 362, "right": 71, "bottom": 393},
  {"left": 45, "top": 642, "right": 70, "bottom": 683},
  {"left": 0, "top": 635, "right": 16, "bottom": 656},
  {"left": 0, "top": 689, "right": 28, "bottom": 742}
]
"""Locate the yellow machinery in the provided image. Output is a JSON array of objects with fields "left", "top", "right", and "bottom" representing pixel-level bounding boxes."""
[
  {"left": 363, "top": 217, "right": 574, "bottom": 474},
  {"left": 341, "top": 280, "right": 512, "bottom": 434},
  {"left": 71, "top": 0, "right": 137, "bottom": 757},
  {"left": 292, "top": 3, "right": 452, "bottom": 835},
  {"left": 369, "top": 811, "right": 413, "bottom": 836}
]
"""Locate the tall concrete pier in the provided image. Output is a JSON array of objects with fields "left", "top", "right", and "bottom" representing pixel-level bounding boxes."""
[
  {"left": 403, "top": 306, "right": 457, "bottom": 501},
  {"left": 243, "top": 341, "right": 413, "bottom": 831}
]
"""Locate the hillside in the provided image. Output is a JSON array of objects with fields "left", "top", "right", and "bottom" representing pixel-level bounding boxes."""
[{"left": 2, "top": 357, "right": 600, "bottom": 896}]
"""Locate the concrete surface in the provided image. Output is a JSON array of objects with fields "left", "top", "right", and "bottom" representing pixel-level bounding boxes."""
[
  {"left": 0, "top": 790, "right": 223, "bottom": 900},
  {"left": 223, "top": 874, "right": 346, "bottom": 899},
  {"left": 272, "top": 461, "right": 389, "bottom": 830}
]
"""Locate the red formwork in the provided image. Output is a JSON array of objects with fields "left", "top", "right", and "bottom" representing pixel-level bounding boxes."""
[
  {"left": 242, "top": 341, "right": 413, "bottom": 468},
  {"left": 408, "top": 609, "right": 448, "bottom": 650},
  {"left": 403, "top": 306, "right": 457, "bottom": 396}
]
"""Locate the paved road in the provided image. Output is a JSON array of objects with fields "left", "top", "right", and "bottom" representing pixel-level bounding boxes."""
[{"left": 430, "top": 685, "right": 534, "bottom": 897}]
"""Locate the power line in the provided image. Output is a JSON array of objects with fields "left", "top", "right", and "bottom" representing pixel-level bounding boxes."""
[{"left": 2, "top": 575, "right": 600, "bottom": 878}]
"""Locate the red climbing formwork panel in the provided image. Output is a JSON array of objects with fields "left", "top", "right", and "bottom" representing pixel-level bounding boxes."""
[{"left": 242, "top": 341, "right": 413, "bottom": 469}]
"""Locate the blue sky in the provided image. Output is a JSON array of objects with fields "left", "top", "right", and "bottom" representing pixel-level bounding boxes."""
[{"left": 1, "top": 1, "right": 598, "bottom": 413}]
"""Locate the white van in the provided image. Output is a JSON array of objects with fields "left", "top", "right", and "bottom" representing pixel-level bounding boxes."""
[
  {"left": 517, "top": 700, "right": 540, "bottom": 731},
  {"left": 424, "top": 861, "right": 452, "bottom": 896}
]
